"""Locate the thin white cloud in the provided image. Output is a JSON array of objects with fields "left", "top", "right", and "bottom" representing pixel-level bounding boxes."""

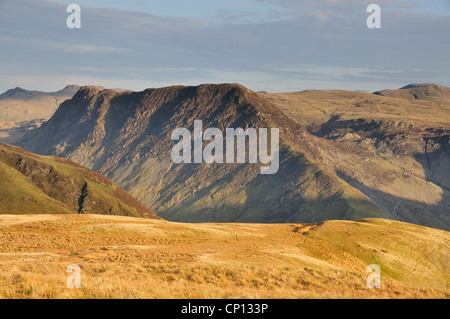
[{"left": 0, "top": 0, "right": 449, "bottom": 93}]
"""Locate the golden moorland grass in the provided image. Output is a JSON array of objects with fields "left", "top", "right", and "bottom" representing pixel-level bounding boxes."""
[
  {"left": 258, "top": 90, "right": 450, "bottom": 129},
  {"left": 0, "top": 214, "right": 448, "bottom": 299}
]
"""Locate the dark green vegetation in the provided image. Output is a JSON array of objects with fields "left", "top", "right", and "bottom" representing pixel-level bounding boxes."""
[{"left": 0, "top": 143, "right": 158, "bottom": 219}]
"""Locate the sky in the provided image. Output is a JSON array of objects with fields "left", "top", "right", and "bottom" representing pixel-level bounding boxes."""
[{"left": 0, "top": 0, "right": 449, "bottom": 93}]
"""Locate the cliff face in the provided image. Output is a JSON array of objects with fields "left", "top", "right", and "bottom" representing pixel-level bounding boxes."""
[
  {"left": 17, "top": 83, "right": 449, "bottom": 229},
  {"left": 0, "top": 143, "right": 158, "bottom": 219}
]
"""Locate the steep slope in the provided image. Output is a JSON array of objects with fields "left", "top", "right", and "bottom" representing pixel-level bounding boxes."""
[
  {"left": 259, "top": 86, "right": 450, "bottom": 230},
  {"left": 19, "top": 84, "right": 388, "bottom": 224},
  {"left": 0, "top": 143, "right": 158, "bottom": 219}
]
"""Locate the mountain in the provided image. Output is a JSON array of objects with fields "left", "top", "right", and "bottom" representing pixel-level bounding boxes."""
[
  {"left": 0, "top": 143, "right": 158, "bottom": 219},
  {"left": 259, "top": 86, "right": 450, "bottom": 230},
  {"left": 0, "top": 85, "right": 81, "bottom": 144},
  {"left": 54, "top": 85, "right": 85, "bottom": 97},
  {"left": 16, "top": 83, "right": 449, "bottom": 230},
  {"left": 0, "top": 87, "right": 48, "bottom": 100},
  {"left": 18, "top": 84, "right": 392, "bottom": 224},
  {"left": 0, "top": 85, "right": 81, "bottom": 121},
  {"left": 0, "top": 85, "right": 81, "bottom": 100},
  {"left": 373, "top": 83, "right": 450, "bottom": 104}
]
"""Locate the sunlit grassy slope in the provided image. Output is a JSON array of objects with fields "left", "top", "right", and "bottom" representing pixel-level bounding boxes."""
[
  {"left": 0, "top": 214, "right": 447, "bottom": 298},
  {"left": 0, "top": 143, "right": 158, "bottom": 218}
]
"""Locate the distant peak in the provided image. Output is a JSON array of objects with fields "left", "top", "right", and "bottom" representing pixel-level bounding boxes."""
[
  {"left": 53, "top": 85, "right": 82, "bottom": 96},
  {"left": 74, "top": 85, "right": 106, "bottom": 96},
  {"left": 373, "top": 82, "right": 450, "bottom": 103},
  {"left": 400, "top": 83, "right": 428, "bottom": 89},
  {"left": 207, "top": 82, "right": 249, "bottom": 91},
  {"left": 193, "top": 83, "right": 253, "bottom": 97},
  {"left": 0, "top": 87, "right": 44, "bottom": 100},
  {"left": 7, "top": 87, "right": 27, "bottom": 94},
  {"left": 399, "top": 83, "right": 443, "bottom": 90},
  {"left": 62, "top": 84, "right": 81, "bottom": 90},
  {"left": 70, "top": 85, "right": 117, "bottom": 100},
  {"left": 79, "top": 85, "right": 105, "bottom": 91}
]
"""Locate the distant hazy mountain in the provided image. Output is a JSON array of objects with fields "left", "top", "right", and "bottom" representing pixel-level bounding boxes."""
[
  {"left": 373, "top": 83, "right": 450, "bottom": 104},
  {"left": 0, "top": 143, "right": 158, "bottom": 218},
  {"left": 0, "top": 85, "right": 81, "bottom": 100},
  {"left": 0, "top": 85, "right": 80, "bottom": 122},
  {"left": 17, "top": 83, "right": 449, "bottom": 230},
  {"left": 0, "top": 85, "right": 81, "bottom": 144}
]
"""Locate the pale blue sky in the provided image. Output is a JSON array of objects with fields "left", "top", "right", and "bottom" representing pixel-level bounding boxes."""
[
  {"left": 57, "top": 0, "right": 286, "bottom": 21},
  {"left": 55, "top": 0, "right": 450, "bottom": 18},
  {"left": 0, "top": 0, "right": 449, "bottom": 93}
]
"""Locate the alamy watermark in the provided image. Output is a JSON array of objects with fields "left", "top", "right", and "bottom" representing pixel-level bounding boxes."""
[
  {"left": 66, "top": 263, "right": 81, "bottom": 288},
  {"left": 366, "top": 264, "right": 381, "bottom": 288},
  {"left": 367, "top": 4, "right": 381, "bottom": 29},
  {"left": 171, "top": 120, "right": 279, "bottom": 174},
  {"left": 66, "top": 4, "right": 81, "bottom": 29}
]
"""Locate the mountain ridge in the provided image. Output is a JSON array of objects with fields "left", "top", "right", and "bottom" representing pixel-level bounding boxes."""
[
  {"left": 19, "top": 83, "right": 390, "bottom": 224},
  {"left": 0, "top": 85, "right": 81, "bottom": 125},
  {"left": 15, "top": 82, "right": 450, "bottom": 230},
  {"left": 0, "top": 85, "right": 81, "bottom": 100}
]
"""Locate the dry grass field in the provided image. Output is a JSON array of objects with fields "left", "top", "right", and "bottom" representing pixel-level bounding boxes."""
[{"left": 0, "top": 214, "right": 448, "bottom": 299}]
